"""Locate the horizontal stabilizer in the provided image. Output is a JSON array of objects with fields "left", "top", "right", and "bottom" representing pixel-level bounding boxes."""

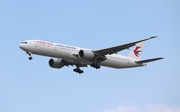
[{"left": 135, "top": 57, "right": 163, "bottom": 63}]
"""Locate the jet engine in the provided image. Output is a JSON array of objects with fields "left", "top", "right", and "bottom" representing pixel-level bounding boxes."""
[
  {"left": 78, "top": 49, "right": 95, "bottom": 60},
  {"left": 48, "top": 58, "right": 64, "bottom": 68}
]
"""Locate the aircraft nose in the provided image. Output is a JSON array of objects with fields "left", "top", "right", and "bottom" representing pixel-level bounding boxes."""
[
  {"left": 19, "top": 43, "right": 26, "bottom": 50},
  {"left": 19, "top": 43, "right": 23, "bottom": 49}
]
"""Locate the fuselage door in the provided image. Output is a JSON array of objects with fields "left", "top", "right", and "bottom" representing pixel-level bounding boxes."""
[
  {"left": 54, "top": 44, "right": 57, "bottom": 50},
  {"left": 126, "top": 58, "right": 130, "bottom": 67},
  {"left": 34, "top": 41, "right": 38, "bottom": 47},
  {"left": 127, "top": 58, "right": 130, "bottom": 64}
]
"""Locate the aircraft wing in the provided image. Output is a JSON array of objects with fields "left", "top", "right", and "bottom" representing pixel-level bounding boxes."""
[{"left": 93, "top": 36, "right": 157, "bottom": 55}]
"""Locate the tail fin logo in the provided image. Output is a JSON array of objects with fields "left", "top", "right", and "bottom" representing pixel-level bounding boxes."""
[{"left": 133, "top": 46, "right": 142, "bottom": 57}]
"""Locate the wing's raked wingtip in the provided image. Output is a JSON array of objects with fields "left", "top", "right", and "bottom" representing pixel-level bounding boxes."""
[
  {"left": 159, "top": 57, "right": 164, "bottom": 60},
  {"left": 151, "top": 36, "right": 158, "bottom": 38}
]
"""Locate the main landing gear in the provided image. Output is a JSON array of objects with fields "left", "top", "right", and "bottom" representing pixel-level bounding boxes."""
[
  {"left": 90, "top": 63, "right": 101, "bottom": 69},
  {"left": 73, "top": 67, "right": 84, "bottom": 74},
  {"left": 91, "top": 58, "right": 101, "bottom": 69},
  {"left": 26, "top": 51, "right": 33, "bottom": 60}
]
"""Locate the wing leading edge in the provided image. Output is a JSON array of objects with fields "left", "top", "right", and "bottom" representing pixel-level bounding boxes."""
[{"left": 93, "top": 36, "right": 157, "bottom": 55}]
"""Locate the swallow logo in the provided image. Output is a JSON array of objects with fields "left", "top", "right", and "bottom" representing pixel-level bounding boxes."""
[{"left": 133, "top": 46, "right": 142, "bottom": 57}]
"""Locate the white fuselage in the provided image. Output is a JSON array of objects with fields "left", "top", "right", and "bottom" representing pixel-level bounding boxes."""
[{"left": 19, "top": 40, "right": 145, "bottom": 68}]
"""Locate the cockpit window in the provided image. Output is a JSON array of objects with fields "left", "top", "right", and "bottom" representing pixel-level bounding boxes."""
[{"left": 22, "top": 42, "right": 28, "bottom": 44}]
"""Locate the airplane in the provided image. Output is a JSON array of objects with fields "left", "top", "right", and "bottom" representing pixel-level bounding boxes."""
[{"left": 19, "top": 36, "right": 163, "bottom": 74}]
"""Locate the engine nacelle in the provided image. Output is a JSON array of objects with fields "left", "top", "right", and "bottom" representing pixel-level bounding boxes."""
[
  {"left": 48, "top": 58, "right": 64, "bottom": 68},
  {"left": 78, "top": 49, "right": 95, "bottom": 60}
]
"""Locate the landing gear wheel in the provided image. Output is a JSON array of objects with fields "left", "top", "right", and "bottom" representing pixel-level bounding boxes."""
[
  {"left": 29, "top": 57, "right": 33, "bottom": 60},
  {"left": 73, "top": 69, "right": 77, "bottom": 72},
  {"left": 79, "top": 70, "right": 83, "bottom": 74},
  {"left": 73, "top": 68, "right": 84, "bottom": 74},
  {"left": 91, "top": 63, "right": 101, "bottom": 69}
]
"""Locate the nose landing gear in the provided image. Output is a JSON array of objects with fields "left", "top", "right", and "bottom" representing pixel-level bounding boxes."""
[{"left": 26, "top": 52, "right": 33, "bottom": 60}]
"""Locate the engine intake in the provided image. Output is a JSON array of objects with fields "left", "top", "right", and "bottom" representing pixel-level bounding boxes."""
[
  {"left": 78, "top": 49, "right": 95, "bottom": 60},
  {"left": 48, "top": 58, "right": 64, "bottom": 68}
]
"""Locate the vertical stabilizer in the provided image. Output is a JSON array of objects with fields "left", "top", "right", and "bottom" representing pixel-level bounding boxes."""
[{"left": 128, "top": 42, "right": 144, "bottom": 61}]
